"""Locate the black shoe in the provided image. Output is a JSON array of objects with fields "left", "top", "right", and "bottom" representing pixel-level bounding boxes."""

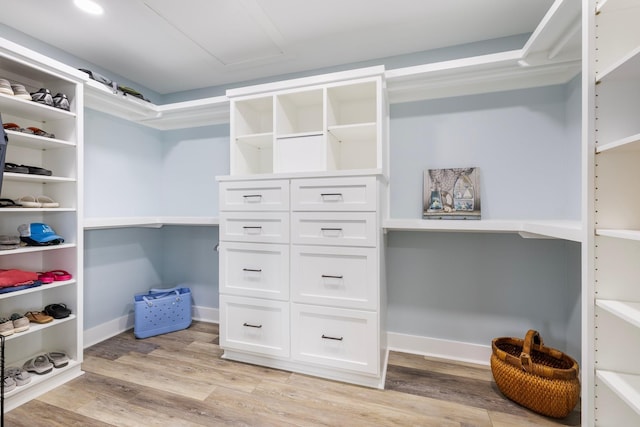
[
  {"left": 52, "top": 93, "right": 70, "bottom": 111},
  {"left": 30, "top": 88, "right": 53, "bottom": 107}
]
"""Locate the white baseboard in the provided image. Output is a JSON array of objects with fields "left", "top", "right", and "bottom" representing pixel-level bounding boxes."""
[
  {"left": 387, "top": 331, "right": 491, "bottom": 366},
  {"left": 83, "top": 305, "right": 219, "bottom": 348}
]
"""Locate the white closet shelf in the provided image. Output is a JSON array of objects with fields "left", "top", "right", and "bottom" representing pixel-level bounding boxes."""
[
  {"left": 0, "top": 280, "right": 75, "bottom": 301},
  {"left": 596, "top": 229, "right": 640, "bottom": 241},
  {"left": 521, "top": 0, "right": 581, "bottom": 61},
  {"left": 5, "top": 130, "right": 75, "bottom": 150},
  {"left": 597, "top": 0, "right": 639, "bottom": 15},
  {"left": 4, "top": 315, "right": 76, "bottom": 343},
  {"left": 0, "top": 93, "right": 76, "bottom": 122},
  {"left": 597, "top": 370, "right": 640, "bottom": 416},
  {"left": 83, "top": 216, "right": 219, "bottom": 230},
  {"left": 0, "top": 243, "right": 76, "bottom": 256},
  {"left": 3, "top": 173, "right": 75, "bottom": 184},
  {"left": 383, "top": 218, "right": 582, "bottom": 242},
  {"left": 597, "top": 133, "right": 640, "bottom": 153},
  {"left": 385, "top": 50, "right": 580, "bottom": 104},
  {"left": 84, "top": 80, "right": 229, "bottom": 130},
  {"left": 596, "top": 44, "right": 640, "bottom": 83},
  {"left": 596, "top": 300, "right": 640, "bottom": 329}
]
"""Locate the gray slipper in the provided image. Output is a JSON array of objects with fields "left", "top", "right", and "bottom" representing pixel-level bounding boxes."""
[
  {"left": 5, "top": 366, "right": 31, "bottom": 386},
  {"left": 3, "top": 376, "right": 16, "bottom": 393},
  {"left": 23, "top": 355, "right": 53, "bottom": 375},
  {"left": 46, "top": 351, "right": 69, "bottom": 368}
]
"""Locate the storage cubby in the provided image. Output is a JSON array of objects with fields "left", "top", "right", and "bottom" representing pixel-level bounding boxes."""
[
  {"left": 275, "top": 89, "right": 323, "bottom": 136},
  {"left": 228, "top": 68, "right": 384, "bottom": 177}
]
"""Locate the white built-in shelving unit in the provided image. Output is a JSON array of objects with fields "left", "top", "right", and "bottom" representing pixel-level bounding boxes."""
[
  {"left": 585, "top": 0, "right": 640, "bottom": 424},
  {"left": 0, "top": 37, "right": 84, "bottom": 411}
]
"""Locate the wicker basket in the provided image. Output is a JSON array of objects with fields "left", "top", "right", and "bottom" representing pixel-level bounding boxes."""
[{"left": 491, "top": 329, "right": 580, "bottom": 418}]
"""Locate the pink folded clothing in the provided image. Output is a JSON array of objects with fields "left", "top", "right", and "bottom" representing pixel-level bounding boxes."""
[{"left": 0, "top": 269, "right": 38, "bottom": 287}]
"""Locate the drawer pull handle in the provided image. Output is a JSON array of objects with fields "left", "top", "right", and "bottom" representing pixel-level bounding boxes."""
[
  {"left": 243, "top": 194, "right": 262, "bottom": 200},
  {"left": 322, "top": 334, "right": 343, "bottom": 341},
  {"left": 243, "top": 322, "right": 262, "bottom": 328},
  {"left": 321, "top": 274, "right": 343, "bottom": 279},
  {"left": 243, "top": 226, "right": 262, "bottom": 229},
  {"left": 321, "top": 228, "right": 342, "bottom": 231},
  {"left": 243, "top": 268, "right": 262, "bottom": 272},
  {"left": 321, "top": 193, "right": 343, "bottom": 198}
]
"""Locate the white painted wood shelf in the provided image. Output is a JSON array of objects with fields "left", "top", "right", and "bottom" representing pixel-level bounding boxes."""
[
  {"left": 84, "top": 79, "right": 229, "bottom": 130},
  {"left": 596, "top": 370, "right": 640, "bottom": 416},
  {"left": 596, "top": 300, "right": 640, "bottom": 328},
  {"left": 84, "top": 216, "right": 219, "bottom": 230},
  {"left": 595, "top": 229, "right": 640, "bottom": 241},
  {"left": 383, "top": 219, "right": 582, "bottom": 242}
]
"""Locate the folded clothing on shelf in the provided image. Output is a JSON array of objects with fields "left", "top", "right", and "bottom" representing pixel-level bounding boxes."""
[
  {"left": 18, "top": 223, "right": 64, "bottom": 246},
  {"left": 0, "top": 269, "right": 38, "bottom": 287},
  {"left": 0, "top": 234, "right": 20, "bottom": 250}
]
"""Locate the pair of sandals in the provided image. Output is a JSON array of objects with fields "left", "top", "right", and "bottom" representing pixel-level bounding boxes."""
[
  {"left": 30, "top": 88, "right": 70, "bottom": 111},
  {"left": 13, "top": 195, "right": 59, "bottom": 208},
  {"left": 22, "top": 351, "right": 69, "bottom": 376},
  {"left": 2, "top": 122, "right": 55, "bottom": 138},
  {"left": 25, "top": 303, "right": 71, "bottom": 324},
  {"left": 4, "top": 162, "right": 52, "bottom": 176},
  {"left": 38, "top": 270, "right": 72, "bottom": 284}
]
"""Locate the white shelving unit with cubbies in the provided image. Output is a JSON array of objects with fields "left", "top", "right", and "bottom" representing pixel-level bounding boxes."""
[
  {"left": 583, "top": 0, "right": 640, "bottom": 424},
  {"left": 0, "top": 38, "right": 83, "bottom": 411},
  {"left": 227, "top": 66, "right": 386, "bottom": 177}
]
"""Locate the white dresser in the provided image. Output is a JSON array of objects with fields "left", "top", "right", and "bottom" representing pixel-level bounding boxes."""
[{"left": 219, "top": 174, "right": 386, "bottom": 388}]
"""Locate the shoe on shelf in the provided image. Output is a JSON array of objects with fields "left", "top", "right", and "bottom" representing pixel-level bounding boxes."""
[
  {"left": 2, "top": 376, "right": 16, "bottom": 393},
  {"left": 26, "top": 126, "right": 55, "bottom": 138},
  {"left": 0, "top": 318, "right": 14, "bottom": 336},
  {"left": 5, "top": 367, "right": 31, "bottom": 386},
  {"left": 46, "top": 351, "right": 69, "bottom": 368},
  {"left": 44, "top": 303, "right": 71, "bottom": 319},
  {"left": 30, "top": 88, "right": 53, "bottom": 106},
  {"left": 36, "top": 195, "right": 59, "bottom": 208},
  {"left": 15, "top": 195, "right": 40, "bottom": 208},
  {"left": 0, "top": 78, "right": 14, "bottom": 96},
  {"left": 10, "top": 313, "right": 29, "bottom": 333},
  {"left": 11, "top": 83, "right": 31, "bottom": 100},
  {"left": 23, "top": 355, "right": 53, "bottom": 375},
  {"left": 52, "top": 92, "right": 70, "bottom": 111},
  {"left": 25, "top": 311, "right": 53, "bottom": 324}
]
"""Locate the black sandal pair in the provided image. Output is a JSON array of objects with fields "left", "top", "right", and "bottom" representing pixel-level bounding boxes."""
[
  {"left": 4, "top": 162, "right": 52, "bottom": 176},
  {"left": 43, "top": 303, "right": 71, "bottom": 319}
]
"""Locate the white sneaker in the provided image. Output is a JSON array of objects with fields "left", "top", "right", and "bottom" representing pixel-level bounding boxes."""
[
  {"left": 11, "top": 84, "right": 31, "bottom": 100},
  {"left": 0, "top": 78, "right": 14, "bottom": 96}
]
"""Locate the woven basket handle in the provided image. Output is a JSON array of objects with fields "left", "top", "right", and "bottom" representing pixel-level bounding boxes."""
[{"left": 520, "top": 329, "right": 544, "bottom": 373}]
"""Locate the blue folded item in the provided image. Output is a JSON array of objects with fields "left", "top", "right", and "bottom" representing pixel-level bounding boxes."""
[{"left": 0, "top": 280, "right": 42, "bottom": 294}]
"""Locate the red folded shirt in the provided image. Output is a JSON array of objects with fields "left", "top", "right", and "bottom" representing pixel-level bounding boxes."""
[{"left": 0, "top": 269, "right": 38, "bottom": 287}]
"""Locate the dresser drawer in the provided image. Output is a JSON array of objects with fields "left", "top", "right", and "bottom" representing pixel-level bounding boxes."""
[
  {"left": 291, "top": 304, "right": 378, "bottom": 375},
  {"left": 291, "top": 176, "right": 377, "bottom": 211},
  {"left": 220, "top": 212, "right": 289, "bottom": 244},
  {"left": 220, "top": 180, "right": 290, "bottom": 211},
  {"left": 291, "top": 212, "right": 377, "bottom": 247},
  {"left": 220, "top": 242, "right": 289, "bottom": 300},
  {"left": 291, "top": 245, "right": 377, "bottom": 310},
  {"left": 220, "top": 295, "right": 290, "bottom": 357}
]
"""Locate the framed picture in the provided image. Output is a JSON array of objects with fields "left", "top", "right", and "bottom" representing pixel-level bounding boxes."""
[{"left": 423, "top": 167, "right": 481, "bottom": 220}]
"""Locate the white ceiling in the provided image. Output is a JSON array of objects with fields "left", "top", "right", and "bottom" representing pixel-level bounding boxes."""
[{"left": 0, "top": 0, "right": 555, "bottom": 95}]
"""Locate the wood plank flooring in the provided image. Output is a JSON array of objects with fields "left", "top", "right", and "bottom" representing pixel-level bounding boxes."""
[{"left": 5, "top": 322, "right": 581, "bottom": 426}]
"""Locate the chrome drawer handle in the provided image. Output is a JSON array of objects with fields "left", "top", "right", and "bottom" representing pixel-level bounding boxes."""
[
  {"left": 243, "top": 226, "right": 262, "bottom": 229},
  {"left": 322, "top": 334, "right": 343, "bottom": 341},
  {"left": 321, "top": 227, "right": 342, "bottom": 231},
  {"left": 243, "top": 268, "right": 262, "bottom": 272},
  {"left": 243, "top": 322, "right": 262, "bottom": 328},
  {"left": 321, "top": 274, "right": 343, "bottom": 279},
  {"left": 243, "top": 194, "right": 262, "bottom": 200},
  {"left": 320, "top": 192, "right": 343, "bottom": 198}
]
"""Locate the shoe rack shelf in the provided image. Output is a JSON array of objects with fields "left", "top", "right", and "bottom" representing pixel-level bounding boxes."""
[{"left": 0, "top": 37, "right": 84, "bottom": 412}]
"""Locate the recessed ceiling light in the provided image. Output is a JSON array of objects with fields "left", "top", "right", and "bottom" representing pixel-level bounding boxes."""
[{"left": 74, "top": 0, "right": 104, "bottom": 15}]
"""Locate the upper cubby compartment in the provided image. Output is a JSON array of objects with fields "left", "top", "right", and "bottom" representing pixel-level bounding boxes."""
[{"left": 227, "top": 67, "right": 385, "bottom": 177}]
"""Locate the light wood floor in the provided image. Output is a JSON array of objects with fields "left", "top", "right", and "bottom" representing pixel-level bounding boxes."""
[{"left": 5, "top": 322, "right": 581, "bottom": 426}]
